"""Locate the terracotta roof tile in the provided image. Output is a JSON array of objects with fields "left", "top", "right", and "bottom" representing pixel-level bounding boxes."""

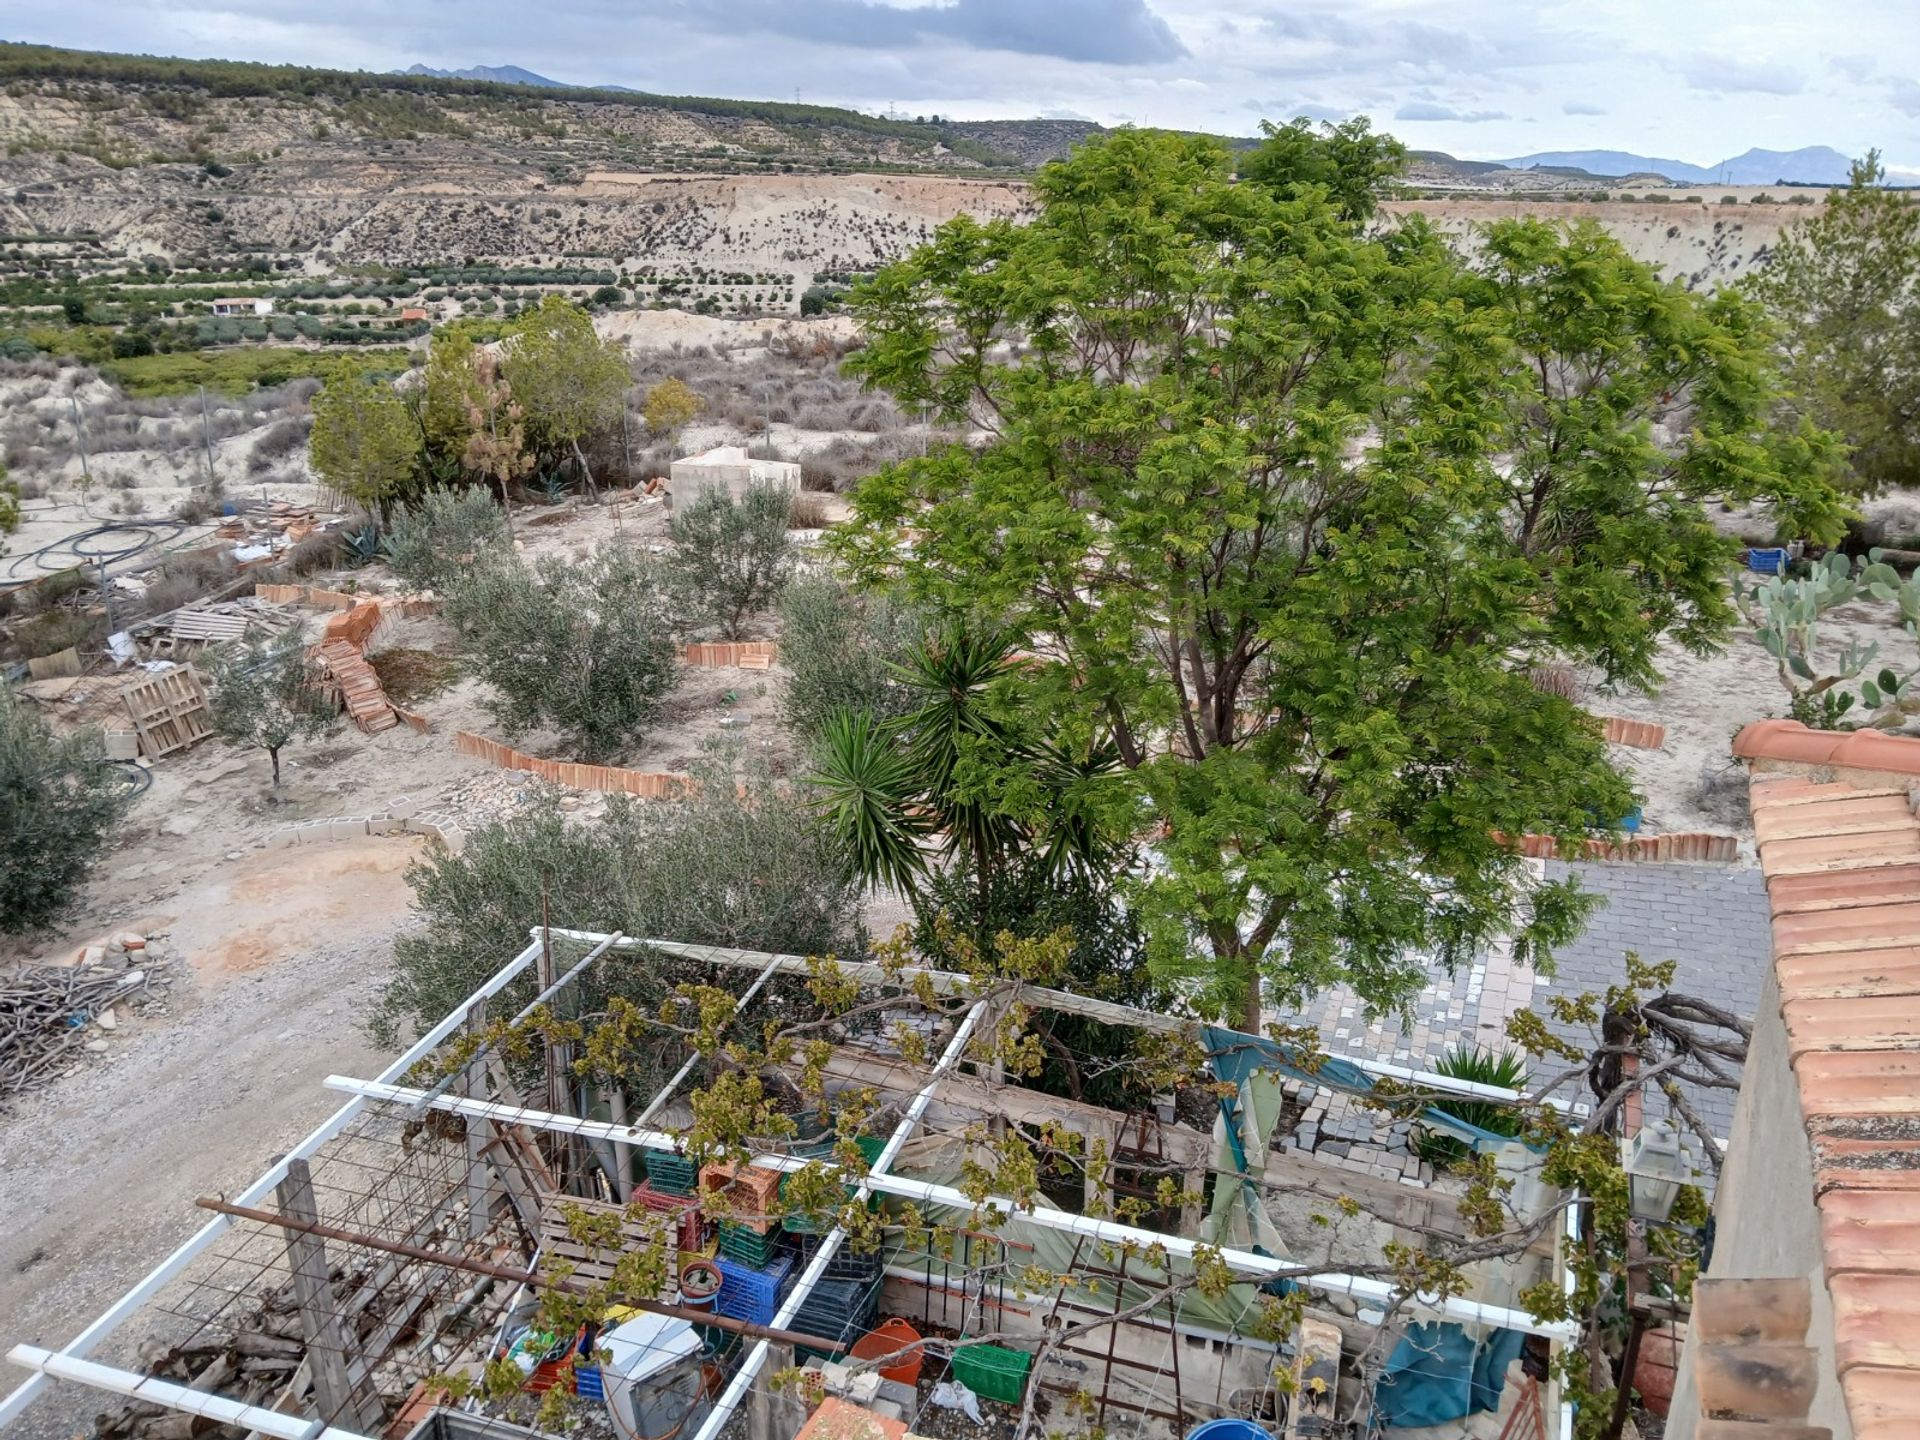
[
  {"left": 1834, "top": 1276, "right": 1920, "bottom": 1374},
  {"left": 1775, "top": 946, "right": 1920, "bottom": 999},
  {"left": 1757, "top": 829, "right": 1920, "bottom": 876},
  {"left": 1768, "top": 865, "right": 1920, "bottom": 916},
  {"left": 1794, "top": 1050, "right": 1920, "bottom": 1120},
  {"left": 1742, "top": 734, "right": 1920, "bottom": 1438},
  {"left": 1820, "top": 1188, "right": 1920, "bottom": 1275},
  {"left": 1783, "top": 995, "right": 1920, "bottom": 1057},
  {"left": 1840, "top": 1364, "right": 1920, "bottom": 1440}
]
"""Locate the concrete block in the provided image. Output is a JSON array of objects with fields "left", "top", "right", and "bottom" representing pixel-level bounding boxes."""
[
  {"left": 367, "top": 815, "right": 399, "bottom": 835},
  {"left": 330, "top": 817, "right": 367, "bottom": 841},
  {"left": 103, "top": 729, "right": 140, "bottom": 761},
  {"left": 389, "top": 795, "right": 420, "bottom": 820},
  {"left": 270, "top": 825, "right": 301, "bottom": 848}
]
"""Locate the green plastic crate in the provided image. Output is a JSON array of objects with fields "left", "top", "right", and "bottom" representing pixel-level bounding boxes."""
[
  {"left": 718, "top": 1222, "right": 782, "bottom": 1266},
  {"left": 952, "top": 1341, "right": 1032, "bottom": 1405},
  {"left": 644, "top": 1150, "right": 698, "bottom": 1195}
]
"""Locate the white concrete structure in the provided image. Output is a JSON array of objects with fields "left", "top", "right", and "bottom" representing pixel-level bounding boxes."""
[
  {"left": 667, "top": 444, "right": 800, "bottom": 511},
  {"left": 209, "top": 297, "right": 274, "bottom": 317}
]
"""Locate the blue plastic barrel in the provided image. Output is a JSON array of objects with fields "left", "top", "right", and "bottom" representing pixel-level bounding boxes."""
[{"left": 1186, "top": 1421, "right": 1273, "bottom": 1440}]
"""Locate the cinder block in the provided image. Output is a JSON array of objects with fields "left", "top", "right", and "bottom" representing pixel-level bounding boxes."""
[
  {"left": 367, "top": 815, "right": 398, "bottom": 835},
  {"left": 389, "top": 795, "right": 420, "bottom": 820},
  {"left": 270, "top": 825, "right": 301, "bottom": 848},
  {"left": 330, "top": 817, "right": 366, "bottom": 841}
]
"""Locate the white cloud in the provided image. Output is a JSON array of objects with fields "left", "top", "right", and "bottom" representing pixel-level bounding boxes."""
[{"left": 4, "top": 0, "right": 1916, "bottom": 170}]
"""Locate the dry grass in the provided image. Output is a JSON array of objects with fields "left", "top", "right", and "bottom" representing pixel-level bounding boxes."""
[{"left": 367, "top": 647, "right": 461, "bottom": 704}]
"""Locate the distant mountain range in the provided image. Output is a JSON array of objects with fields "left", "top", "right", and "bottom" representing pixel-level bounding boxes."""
[
  {"left": 1494, "top": 146, "right": 1854, "bottom": 185},
  {"left": 399, "top": 63, "right": 570, "bottom": 88}
]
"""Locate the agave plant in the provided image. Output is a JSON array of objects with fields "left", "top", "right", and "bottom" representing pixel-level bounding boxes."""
[
  {"left": 341, "top": 523, "right": 383, "bottom": 568},
  {"left": 1410, "top": 1043, "right": 1529, "bottom": 1172}
]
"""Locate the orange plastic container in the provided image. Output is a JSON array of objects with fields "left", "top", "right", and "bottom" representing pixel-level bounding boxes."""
[{"left": 850, "top": 1317, "right": 924, "bottom": 1387}]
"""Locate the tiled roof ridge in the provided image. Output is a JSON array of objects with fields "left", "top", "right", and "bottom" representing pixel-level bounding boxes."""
[{"left": 1745, "top": 734, "right": 1920, "bottom": 1440}]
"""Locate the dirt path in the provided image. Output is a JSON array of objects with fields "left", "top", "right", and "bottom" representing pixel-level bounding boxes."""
[{"left": 0, "top": 838, "right": 420, "bottom": 1440}]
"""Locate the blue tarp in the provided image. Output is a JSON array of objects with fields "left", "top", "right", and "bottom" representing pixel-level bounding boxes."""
[{"left": 1373, "top": 1322, "right": 1527, "bottom": 1428}]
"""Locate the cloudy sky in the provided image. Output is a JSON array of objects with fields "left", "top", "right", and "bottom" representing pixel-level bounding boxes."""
[{"left": 17, "top": 0, "right": 1920, "bottom": 172}]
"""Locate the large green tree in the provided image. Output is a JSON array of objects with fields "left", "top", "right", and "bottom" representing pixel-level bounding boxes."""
[
  {"left": 310, "top": 375, "right": 420, "bottom": 513},
  {"left": 501, "top": 294, "right": 631, "bottom": 496},
  {"left": 1750, "top": 151, "right": 1920, "bottom": 494},
  {"left": 835, "top": 129, "right": 1845, "bottom": 1028}
]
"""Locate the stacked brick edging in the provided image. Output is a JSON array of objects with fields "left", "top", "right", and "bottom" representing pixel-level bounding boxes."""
[
  {"left": 256, "top": 583, "right": 441, "bottom": 617},
  {"left": 679, "top": 641, "right": 778, "bottom": 669},
  {"left": 1503, "top": 831, "right": 1742, "bottom": 863},
  {"left": 452, "top": 731, "right": 694, "bottom": 798},
  {"left": 268, "top": 795, "right": 464, "bottom": 852},
  {"left": 1601, "top": 715, "right": 1668, "bottom": 749}
]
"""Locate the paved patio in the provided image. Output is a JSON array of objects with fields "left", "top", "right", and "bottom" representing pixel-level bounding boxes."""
[{"left": 1268, "top": 859, "right": 1773, "bottom": 1185}]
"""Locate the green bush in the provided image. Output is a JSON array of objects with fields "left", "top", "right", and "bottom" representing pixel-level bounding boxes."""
[
  {"left": 446, "top": 545, "right": 679, "bottom": 762},
  {"left": 367, "top": 753, "right": 862, "bottom": 1051},
  {"left": 1410, "top": 1043, "right": 1530, "bottom": 1171},
  {"left": 382, "top": 488, "right": 509, "bottom": 591},
  {"left": 778, "top": 574, "right": 922, "bottom": 743},
  {"left": 0, "top": 687, "right": 133, "bottom": 934},
  {"left": 666, "top": 484, "right": 793, "bottom": 640}
]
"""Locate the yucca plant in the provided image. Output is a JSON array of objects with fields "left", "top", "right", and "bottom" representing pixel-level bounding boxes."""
[
  {"left": 1410, "top": 1043, "right": 1529, "bottom": 1171},
  {"left": 809, "top": 708, "right": 931, "bottom": 895}
]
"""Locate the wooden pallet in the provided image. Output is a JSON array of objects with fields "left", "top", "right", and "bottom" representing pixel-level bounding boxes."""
[
  {"left": 121, "top": 666, "right": 212, "bottom": 759},
  {"left": 316, "top": 639, "right": 398, "bottom": 734},
  {"left": 537, "top": 1194, "right": 680, "bottom": 1299}
]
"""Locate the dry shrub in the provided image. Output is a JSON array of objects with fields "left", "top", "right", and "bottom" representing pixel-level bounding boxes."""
[
  {"left": 788, "top": 491, "right": 831, "bottom": 529},
  {"left": 1528, "top": 664, "right": 1587, "bottom": 705},
  {"left": 249, "top": 415, "right": 312, "bottom": 474}
]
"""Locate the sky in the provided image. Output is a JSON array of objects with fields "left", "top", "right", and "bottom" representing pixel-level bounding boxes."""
[{"left": 14, "top": 0, "right": 1920, "bottom": 173}]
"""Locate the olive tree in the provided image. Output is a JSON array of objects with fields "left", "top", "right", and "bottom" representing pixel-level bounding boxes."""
[
  {"left": 0, "top": 687, "right": 132, "bottom": 934},
  {"left": 446, "top": 545, "right": 679, "bottom": 762},
  {"left": 204, "top": 628, "right": 336, "bottom": 788},
  {"left": 666, "top": 484, "right": 793, "bottom": 639}
]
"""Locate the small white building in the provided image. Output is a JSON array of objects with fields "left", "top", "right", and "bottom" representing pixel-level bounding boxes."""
[
  {"left": 667, "top": 443, "right": 801, "bottom": 511},
  {"left": 210, "top": 297, "right": 273, "bottom": 317}
]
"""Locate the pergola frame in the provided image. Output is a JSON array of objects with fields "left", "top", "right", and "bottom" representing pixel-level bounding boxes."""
[{"left": 5, "top": 928, "right": 1579, "bottom": 1440}]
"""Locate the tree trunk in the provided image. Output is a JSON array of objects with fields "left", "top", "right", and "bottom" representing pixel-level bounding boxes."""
[
  {"left": 269, "top": 745, "right": 282, "bottom": 788},
  {"left": 572, "top": 438, "right": 599, "bottom": 501}
]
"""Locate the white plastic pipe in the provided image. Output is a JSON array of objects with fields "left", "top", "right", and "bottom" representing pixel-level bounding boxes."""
[
  {"left": 6, "top": 1346, "right": 375, "bottom": 1440},
  {"left": 324, "top": 1074, "right": 1578, "bottom": 1341}
]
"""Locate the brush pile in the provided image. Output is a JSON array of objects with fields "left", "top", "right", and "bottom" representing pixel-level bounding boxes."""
[{"left": 0, "top": 962, "right": 159, "bottom": 1099}]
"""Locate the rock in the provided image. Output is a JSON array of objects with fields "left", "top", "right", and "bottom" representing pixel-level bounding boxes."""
[
  {"left": 96, "top": 1009, "right": 119, "bottom": 1031},
  {"left": 79, "top": 944, "right": 108, "bottom": 966},
  {"left": 85, "top": 1039, "right": 108, "bottom": 1053},
  {"left": 112, "top": 931, "right": 147, "bottom": 951},
  {"left": 160, "top": 813, "right": 202, "bottom": 837},
  {"left": 225, "top": 850, "right": 243, "bottom": 862}
]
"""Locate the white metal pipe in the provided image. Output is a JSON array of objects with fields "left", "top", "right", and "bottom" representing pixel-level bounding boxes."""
[
  {"left": 6, "top": 1347, "right": 375, "bottom": 1440},
  {"left": 630, "top": 950, "right": 787, "bottom": 1133},
  {"left": 689, "top": 1000, "right": 990, "bottom": 1440},
  {"left": 562, "top": 933, "right": 1549, "bottom": 1107},
  {"left": 0, "top": 938, "right": 546, "bottom": 1433},
  {"left": 324, "top": 1075, "right": 1578, "bottom": 1341}
]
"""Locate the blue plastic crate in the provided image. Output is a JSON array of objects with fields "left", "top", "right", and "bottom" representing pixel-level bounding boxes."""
[
  {"left": 575, "top": 1365, "right": 605, "bottom": 1401},
  {"left": 1746, "top": 546, "right": 1789, "bottom": 576},
  {"left": 714, "top": 1254, "right": 796, "bottom": 1325}
]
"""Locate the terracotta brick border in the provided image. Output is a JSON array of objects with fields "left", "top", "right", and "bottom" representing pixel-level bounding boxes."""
[
  {"left": 1501, "top": 831, "right": 1742, "bottom": 863},
  {"left": 452, "top": 730, "right": 695, "bottom": 798},
  {"left": 679, "top": 641, "right": 778, "bottom": 669},
  {"left": 1600, "top": 715, "right": 1667, "bottom": 749}
]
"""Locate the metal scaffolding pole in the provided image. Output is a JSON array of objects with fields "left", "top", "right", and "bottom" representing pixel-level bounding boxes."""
[
  {"left": 321, "top": 1074, "right": 1578, "bottom": 1341},
  {"left": 552, "top": 932, "right": 1551, "bottom": 1108}
]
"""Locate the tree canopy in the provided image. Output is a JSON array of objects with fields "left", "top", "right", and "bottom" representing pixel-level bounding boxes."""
[
  {"left": 834, "top": 128, "right": 1846, "bottom": 1027},
  {"left": 1750, "top": 151, "right": 1920, "bottom": 494},
  {"left": 500, "top": 294, "right": 632, "bottom": 494},
  {"left": 309, "top": 375, "right": 418, "bottom": 512}
]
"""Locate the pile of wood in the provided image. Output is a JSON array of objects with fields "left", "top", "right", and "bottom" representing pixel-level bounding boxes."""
[
  {"left": 100, "top": 1281, "right": 337, "bottom": 1440},
  {"left": 0, "top": 964, "right": 157, "bottom": 1099}
]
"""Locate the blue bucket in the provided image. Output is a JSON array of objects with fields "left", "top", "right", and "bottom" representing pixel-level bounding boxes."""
[{"left": 1187, "top": 1422, "right": 1273, "bottom": 1440}]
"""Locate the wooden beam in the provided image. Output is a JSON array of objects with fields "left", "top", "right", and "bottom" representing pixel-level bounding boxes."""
[{"left": 274, "top": 1161, "right": 372, "bottom": 1434}]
